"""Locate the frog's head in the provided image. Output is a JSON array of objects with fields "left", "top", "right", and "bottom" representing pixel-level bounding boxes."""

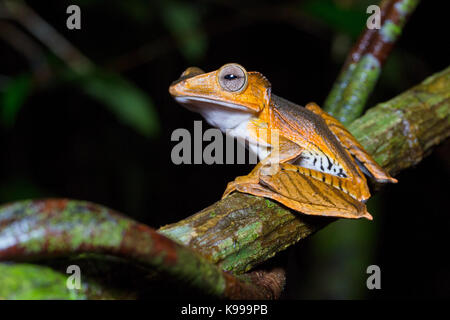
[{"left": 169, "top": 63, "right": 271, "bottom": 130}]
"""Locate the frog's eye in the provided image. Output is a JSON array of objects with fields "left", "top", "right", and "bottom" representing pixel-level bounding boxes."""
[{"left": 217, "top": 64, "right": 248, "bottom": 93}]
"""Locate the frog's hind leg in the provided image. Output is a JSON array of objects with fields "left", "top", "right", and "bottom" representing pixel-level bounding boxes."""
[
  {"left": 279, "top": 162, "right": 368, "bottom": 202},
  {"left": 223, "top": 156, "right": 371, "bottom": 219},
  {"left": 255, "top": 167, "right": 371, "bottom": 219},
  {"left": 305, "top": 102, "right": 397, "bottom": 184}
]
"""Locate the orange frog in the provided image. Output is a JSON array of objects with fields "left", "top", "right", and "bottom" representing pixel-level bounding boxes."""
[{"left": 169, "top": 63, "right": 397, "bottom": 220}]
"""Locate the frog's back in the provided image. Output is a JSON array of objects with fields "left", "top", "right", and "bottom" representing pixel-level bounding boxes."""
[
  {"left": 269, "top": 94, "right": 358, "bottom": 178},
  {"left": 270, "top": 95, "right": 333, "bottom": 141}
]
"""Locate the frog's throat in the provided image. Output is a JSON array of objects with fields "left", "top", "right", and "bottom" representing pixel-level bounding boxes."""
[{"left": 175, "top": 96, "right": 257, "bottom": 131}]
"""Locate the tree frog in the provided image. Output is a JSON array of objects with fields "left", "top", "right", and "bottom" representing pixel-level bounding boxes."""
[{"left": 169, "top": 63, "right": 397, "bottom": 220}]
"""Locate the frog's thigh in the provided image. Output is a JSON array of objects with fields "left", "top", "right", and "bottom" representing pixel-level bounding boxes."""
[
  {"left": 305, "top": 102, "right": 397, "bottom": 184},
  {"left": 259, "top": 166, "right": 372, "bottom": 219}
]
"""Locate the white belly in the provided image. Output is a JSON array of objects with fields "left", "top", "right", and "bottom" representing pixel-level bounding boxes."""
[{"left": 227, "top": 120, "right": 272, "bottom": 161}]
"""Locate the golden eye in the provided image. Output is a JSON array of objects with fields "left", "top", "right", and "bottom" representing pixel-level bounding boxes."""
[{"left": 217, "top": 63, "right": 248, "bottom": 93}]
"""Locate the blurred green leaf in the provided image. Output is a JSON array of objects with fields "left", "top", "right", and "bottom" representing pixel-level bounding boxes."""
[
  {"left": 68, "top": 69, "right": 160, "bottom": 138},
  {"left": 302, "top": 0, "right": 367, "bottom": 38},
  {"left": 160, "top": 0, "right": 207, "bottom": 62},
  {"left": 0, "top": 74, "right": 32, "bottom": 128},
  {"left": 0, "top": 263, "right": 86, "bottom": 300}
]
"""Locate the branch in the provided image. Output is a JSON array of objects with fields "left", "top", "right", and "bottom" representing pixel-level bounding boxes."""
[
  {"left": 0, "top": 199, "right": 285, "bottom": 299},
  {"left": 159, "top": 66, "right": 450, "bottom": 274},
  {"left": 324, "top": 0, "right": 420, "bottom": 124}
]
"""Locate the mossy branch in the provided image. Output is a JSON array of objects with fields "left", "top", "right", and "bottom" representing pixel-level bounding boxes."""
[
  {"left": 324, "top": 0, "right": 420, "bottom": 125},
  {"left": 159, "top": 66, "right": 450, "bottom": 274},
  {"left": 0, "top": 199, "right": 286, "bottom": 299}
]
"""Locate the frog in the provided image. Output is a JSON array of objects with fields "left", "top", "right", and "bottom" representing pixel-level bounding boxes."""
[{"left": 169, "top": 63, "right": 397, "bottom": 220}]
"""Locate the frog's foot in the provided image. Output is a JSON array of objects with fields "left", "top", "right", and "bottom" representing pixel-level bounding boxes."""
[
  {"left": 223, "top": 180, "right": 237, "bottom": 198},
  {"left": 222, "top": 174, "right": 261, "bottom": 199}
]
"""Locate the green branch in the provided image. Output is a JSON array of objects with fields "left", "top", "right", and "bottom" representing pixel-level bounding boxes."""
[
  {"left": 324, "top": 0, "right": 420, "bottom": 124},
  {"left": 0, "top": 199, "right": 285, "bottom": 299}
]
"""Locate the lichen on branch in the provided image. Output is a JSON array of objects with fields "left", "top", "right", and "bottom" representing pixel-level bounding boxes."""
[{"left": 324, "top": 0, "right": 420, "bottom": 125}]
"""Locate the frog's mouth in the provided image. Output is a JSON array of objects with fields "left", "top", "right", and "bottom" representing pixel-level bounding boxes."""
[
  {"left": 174, "top": 96, "right": 251, "bottom": 113},
  {"left": 174, "top": 96, "right": 255, "bottom": 130}
]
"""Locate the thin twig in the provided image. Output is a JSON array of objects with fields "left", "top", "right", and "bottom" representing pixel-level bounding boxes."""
[
  {"left": 0, "top": 21, "right": 51, "bottom": 83},
  {"left": 3, "top": 0, "right": 92, "bottom": 73},
  {"left": 324, "top": 0, "right": 420, "bottom": 125}
]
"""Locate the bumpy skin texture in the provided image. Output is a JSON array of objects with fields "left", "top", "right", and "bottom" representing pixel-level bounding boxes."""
[{"left": 169, "top": 64, "right": 397, "bottom": 220}]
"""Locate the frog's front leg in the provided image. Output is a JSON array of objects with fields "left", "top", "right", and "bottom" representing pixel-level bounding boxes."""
[{"left": 222, "top": 139, "right": 303, "bottom": 198}]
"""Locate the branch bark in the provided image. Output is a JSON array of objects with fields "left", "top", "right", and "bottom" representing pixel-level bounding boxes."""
[
  {"left": 159, "top": 65, "right": 450, "bottom": 274},
  {"left": 324, "top": 0, "right": 420, "bottom": 124},
  {"left": 0, "top": 199, "right": 285, "bottom": 299}
]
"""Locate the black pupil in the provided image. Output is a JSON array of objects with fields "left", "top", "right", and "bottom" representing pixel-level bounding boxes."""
[{"left": 224, "top": 74, "right": 238, "bottom": 80}]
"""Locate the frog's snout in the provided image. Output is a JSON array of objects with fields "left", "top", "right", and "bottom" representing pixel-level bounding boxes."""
[
  {"left": 170, "top": 67, "right": 205, "bottom": 96},
  {"left": 169, "top": 77, "right": 187, "bottom": 96}
]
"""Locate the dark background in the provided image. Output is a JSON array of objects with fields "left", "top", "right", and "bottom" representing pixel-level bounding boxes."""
[{"left": 0, "top": 0, "right": 448, "bottom": 299}]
